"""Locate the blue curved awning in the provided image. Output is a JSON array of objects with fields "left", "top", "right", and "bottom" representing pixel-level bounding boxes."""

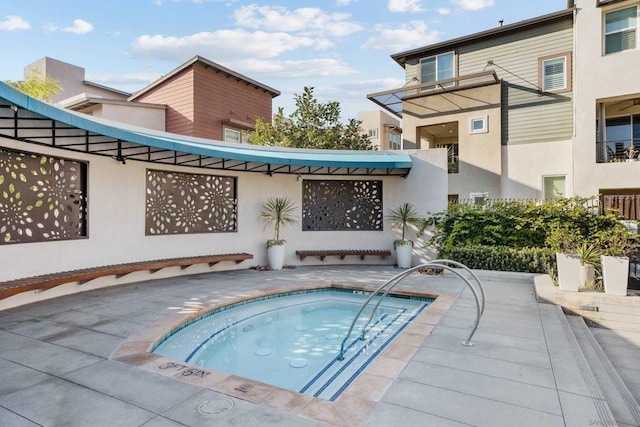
[{"left": 0, "top": 82, "right": 412, "bottom": 176}]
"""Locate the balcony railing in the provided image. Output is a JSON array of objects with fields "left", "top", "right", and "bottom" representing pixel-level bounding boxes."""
[{"left": 596, "top": 139, "right": 640, "bottom": 163}]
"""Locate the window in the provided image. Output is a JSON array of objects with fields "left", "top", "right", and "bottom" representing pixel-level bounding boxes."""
[
  {"left": 469, "top": 192, "right": 488, "bottom": 205},
  {"left": 605, "top": 6, "right": 637, "bottom": 54},
  {"left": 389, "top": 132, "right": 401, "bottom": 150},
  {"left": 420, "top": 51, "right": 455, "bottom": 86},
  {"left": 543, "top": 176, "right": 566, "bottom": 200},
  {"left": 538, "top": 53, "right": 571, "bottom": 93},
  {"left": 368, "top": 128, "right": 378, "bottom": 138},
  {"left": 224, "top": 128, "right": 241, "bottom": 143},
  {"left": 542, "top": 57, "right": 566, "bottom": 91},
  {"left": 470, "top": 116, "right": 488, "bottom": 134},
  {"left": 436, "top": 142, "right": 459, "bottom": 173}
]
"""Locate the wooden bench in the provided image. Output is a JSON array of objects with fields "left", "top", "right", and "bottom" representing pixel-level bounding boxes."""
[
  {"left": 296, "top": 249, "right": 391, "bottom": 261},
  {"left": 0, "top": 253, "right": 253, "bottom": 300}
]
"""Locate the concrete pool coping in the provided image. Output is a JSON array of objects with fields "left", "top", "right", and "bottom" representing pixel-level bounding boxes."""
[
  {"left": 111, "top": 281, "right": 456, "bottom": 426},
  {"left": 3, "top": 265, "right": 629, "bottom": 426}
]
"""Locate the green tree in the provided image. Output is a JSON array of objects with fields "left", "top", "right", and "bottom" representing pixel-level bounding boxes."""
[
  {"left": 248, "top": 86, "right": 375, "bottom": 150},
  {"left": 5, "top": 68, "right": 61, "bottom": 102}
]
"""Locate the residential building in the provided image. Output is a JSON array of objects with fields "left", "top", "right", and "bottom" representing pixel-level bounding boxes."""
[
  {"left": 357, "top": 110, "right": 403, "bottom": 150},
  {"left": 369, "top": 3, "right": 576, "bottom": 202},
  {"left": 573, "top": 0, "right": 640, "bottom": 212},
  {"left": 129, "top": 56, "right": 280, "bottom": 143},
  {"left": 24, "top": 56, "right": 280, "bottom": 143}
]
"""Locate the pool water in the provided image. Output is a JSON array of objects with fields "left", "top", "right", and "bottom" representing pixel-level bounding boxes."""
[{"left": 152, "top": 289, "right": 432, "bottom": 400}]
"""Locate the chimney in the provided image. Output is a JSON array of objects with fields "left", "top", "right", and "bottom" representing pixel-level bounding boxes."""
[
  {"left": 499, "top": 19, "right": 504, "bottom": 27},
  {"left": 567, "top": 0, "right": 575, "bottom": 7}
]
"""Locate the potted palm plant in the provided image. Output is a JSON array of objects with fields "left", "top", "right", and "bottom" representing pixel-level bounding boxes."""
[
  {"left": 387, "top": 202, "right": 421, "bottom": 268},
  {"left": 259, "top": 197, "right": 297, "bottom": 270},
  {"left": 575, "top": 242, "right": 601, "bottom": 289}
]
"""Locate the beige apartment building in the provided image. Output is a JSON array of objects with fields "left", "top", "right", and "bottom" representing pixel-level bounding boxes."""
[
  {"left": 370, "top": 0, "right": 640, "bottom": 206},
  {"left": 369, "top": 5, "right": 576, "bottom": 202},
  {"left": 357, "top": 110, "right": 403, "bottom": 150},
  {"left": 574, "top": 0, "right": 640, "bottom": 209}
]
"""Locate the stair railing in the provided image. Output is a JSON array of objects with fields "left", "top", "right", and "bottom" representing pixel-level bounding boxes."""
[{"left": 337, "top": 260, "right": 485, "bottom": 361}]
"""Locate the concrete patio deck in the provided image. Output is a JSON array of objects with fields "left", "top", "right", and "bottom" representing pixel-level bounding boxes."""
[{"left": 0, "top": 266, "right": 637, "bottom": 426}]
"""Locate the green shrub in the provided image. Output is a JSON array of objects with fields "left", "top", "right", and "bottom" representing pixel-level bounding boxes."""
[
  {"left": 440, "top": 245, "right": 556, "bottom": 274},
  {"left": 428, "top": 196, "right": 638, "bottom": 275}
]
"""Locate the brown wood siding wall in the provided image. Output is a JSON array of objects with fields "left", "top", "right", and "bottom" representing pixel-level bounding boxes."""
[
  {"left": 134, "top": 70, "right": 196, "bottom": 136},
  {"left": 192, "top": 64, "right": 273, "bottom": 141}
]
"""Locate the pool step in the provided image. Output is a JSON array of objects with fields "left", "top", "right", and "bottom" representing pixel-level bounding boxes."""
[{"left": 567, "top": 315, "right": 640, "bottom": 427}]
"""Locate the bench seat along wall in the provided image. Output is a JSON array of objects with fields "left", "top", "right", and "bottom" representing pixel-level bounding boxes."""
[{"left": 0, "top": 136, "right": 446, "bottom": 286}]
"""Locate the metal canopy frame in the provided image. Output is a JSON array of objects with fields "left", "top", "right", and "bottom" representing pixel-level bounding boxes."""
[
  {"left": 0, "top": 83, "right": 412, "bottom": 177},
  {"left": 367, "top": 70, "right": 500, "bottom": 118}
]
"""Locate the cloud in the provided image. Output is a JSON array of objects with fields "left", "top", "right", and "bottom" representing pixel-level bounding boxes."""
[
  {"left": 131, "top": 29, "right": 317, "bottom": 62},
  {"left": 44, "top": 19, "right": 94, "bottom": 34},
  {"left": 235, "top": 58, "right": 357, "bottom": 79},
  {"left": 362, "top": 21, "right": 440, "bottom": 51},
  {"left": 336, "top": 0, "right": 352, "bottom": 5},
  {"left": 233, "top": 5, "right": 363, "bottom": 38},
  {"left": 452, "top": 0, "right": 495, "bottom": 11},
  {"left": 438, "top": 8, "right": 452, "bottom": 15},
  {"left": 388, "top": 0, "right": 424, "bottom": 13},
  {"left": 0, "top": 15, "right": 31, "bottom": 31}
]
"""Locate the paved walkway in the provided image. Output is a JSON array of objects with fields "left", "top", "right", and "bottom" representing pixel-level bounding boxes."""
[{"left": 0, "top": 266, "right": 626, "bottom": 426}]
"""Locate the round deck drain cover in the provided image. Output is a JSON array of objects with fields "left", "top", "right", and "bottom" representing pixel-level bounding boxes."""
[{"left": 197, "top": 398, "right": 234, "bottom": 416}]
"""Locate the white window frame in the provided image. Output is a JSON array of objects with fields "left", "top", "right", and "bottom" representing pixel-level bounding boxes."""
[
  {"left": 469, "top": 116, "right": 488, "bottom": 134},
  {"left": 538, "top": 52, "right": 572, "bottom": 94},
  {"left": 469, "top": 192, "right": 489, "bottom": 205},
  {"left": 542, "top": 57, "right": 566, "bottom": 92},
  {"left": 420, "top": 51, "right": 455, "bottom": 87},
  {"left": 224, "top": 127, "right": 242, "bottom": 144},
  {"left": 368, "top": 128, "right": 378, "bottom": 138},
  {"left": 604, "top": 5, "right": 638, "bottom": 55},
  {"left": 543, "top": 175, "right": 566, "bottom": 200}
]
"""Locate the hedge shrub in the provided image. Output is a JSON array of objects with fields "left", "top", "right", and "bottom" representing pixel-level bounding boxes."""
[{"left": 439, "top": 245, "right": 555, "bottom": 274}]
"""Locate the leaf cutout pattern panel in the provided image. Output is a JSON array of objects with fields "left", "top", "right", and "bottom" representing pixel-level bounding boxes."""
[
  {"left": 145, "top": 169, "right": 237, "bottom": 235},
  {"left": 302, "top": 180, "right": 383, "bottom": 231},
  {"left": 0, "top": 147, "right": 87, "bottom": 244}
]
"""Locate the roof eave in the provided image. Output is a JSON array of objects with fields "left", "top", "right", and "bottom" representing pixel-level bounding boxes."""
[{"left": 391, "top": 8, "right": 575, "bottom": 66}]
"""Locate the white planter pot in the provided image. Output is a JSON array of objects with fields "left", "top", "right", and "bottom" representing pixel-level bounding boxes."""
[
  {"left": 578, "top": 264, "right": 596, "bottom": 289},
  {"left": 267, "top": 243, "right": 285, "bottom": 270},
  {"left": 556, "top": 253, "right": 581, "bottom": 292},
  {"left": 601, "top": 255, "right": 629, "bottom": 296},
  {"left": 395, "top": 242, "right": 413, "bottom": 269}
]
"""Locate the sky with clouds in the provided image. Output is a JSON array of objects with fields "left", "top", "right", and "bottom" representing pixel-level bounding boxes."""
[{"left": 1, "top": 0, "right": 566, "bottom": 120}]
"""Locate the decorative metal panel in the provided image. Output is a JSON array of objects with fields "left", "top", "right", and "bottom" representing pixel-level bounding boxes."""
[
  {"left": 145, "top": 170, "right": 237, "bottom": 235},
  {"left": 302, "top": 180, "right": 383, "bottom": 231},
  {"left": 0, "top": 147, "right": 87, "bottom": 244}
]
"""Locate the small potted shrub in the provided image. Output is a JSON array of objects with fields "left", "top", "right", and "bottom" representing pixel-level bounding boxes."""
[
  {"left": 575, "top": 242, "right": 601, "bottom": 289},
  {"left": 387, "top": 202, "right": 421, "bottom": 269},
  {"left": 259, "top": 197, "right": 297, "bottom": 270}
]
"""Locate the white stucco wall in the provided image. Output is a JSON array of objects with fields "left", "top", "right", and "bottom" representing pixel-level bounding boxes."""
[
  {"left": 573, "top": 0, "right": 640, "bottom": 196},
  {"left": 94, "top": 103, "right": 166, "bottom": 131},
  {"left": 0, "top": 139, "right": 447, "bottom": 301},
  {"left": 500, "top": 139, "right": 574, "bottom": 199}
]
